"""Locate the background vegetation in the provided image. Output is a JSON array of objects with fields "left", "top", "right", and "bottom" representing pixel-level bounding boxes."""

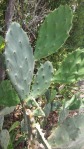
[{"left": 0, "top": 0, "right": 84, "bottom": 149}]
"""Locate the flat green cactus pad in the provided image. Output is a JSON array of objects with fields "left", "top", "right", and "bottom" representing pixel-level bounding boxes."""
[
  {"left": 0, "top": 129, "right": 10, "bottom": 149},
  {"left": 34, "top": 5, "right": 73, "bottom": 60},
  {"left": 5, "top": 22, "right": 34, "bottom": 100},
  {"left": 29, "top": 61, "right": 53, "bottom": 99},
  {"left": 48, "top": 113, "right": 84, "bottom": 149}
]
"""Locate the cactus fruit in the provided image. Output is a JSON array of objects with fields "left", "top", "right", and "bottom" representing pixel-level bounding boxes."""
[
  {"left": 0, "top": 80, "right": 20, "bottom": 106},
  {"left": 5, "top": 22, "right": 34, "bottom": 100},
  {"left": 53, "top": 48, "right": 84, "bottom": 83},
  {"left": 29, "top": 61, "right": 53, "bottom": 99},
  {"left": 34, "top": 5, "right": 73, "bottom": 60},
  {"left": 48, "top": 113, "right": 84, "bottom": 149}
]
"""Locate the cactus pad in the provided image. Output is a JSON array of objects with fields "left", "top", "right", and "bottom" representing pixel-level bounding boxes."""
[
  {"left": 34, "top": 5, "right": 73, "bottom": 60},
  {"left": 0, "top": 129, "right": 10, "bottom": 149},
  {"left": 29, "top": 61, "right": 53, "bottom": 99},
  {"left": 5, "top": 22, "right": 34, "bottom": 100},
  {"left": 53, "top": 49, "right": 84, "bottom": 83},
  {"left": 48, "top": 113, "right": 84, "bottom": 149}
]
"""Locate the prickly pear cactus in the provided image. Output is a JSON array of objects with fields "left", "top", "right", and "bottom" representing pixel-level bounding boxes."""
[
  {"left": 53, "top": 48, "right": 84, "bottom": 83},
  {"left": 0, "top": 114, "right": 10, "bottom": 149},
  {"left": 0, "top": 106, "right": 15, "bottom": 116},
  {"left": 34, "top": 5, "right": 73, "bottom": 60},
  {"left": 48, "top": 113, "right": 84, "bottom": 149},
  {"left": 5, "top": 22, "right": 34, "bottom": 100},
  {"left": 0, "top": 107, "right": 16, "bottom": 149},
  {"left": 0, "top": 129, "right": 10, "bottom": 149},
  {"left": 29, "top": 61, "right": 53, "bottom": 99}
]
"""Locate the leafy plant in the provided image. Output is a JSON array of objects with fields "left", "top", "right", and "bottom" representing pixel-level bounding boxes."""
[
  {"left": 0, "top": 36, "right": 5, "bottom": 53},
  {"left": 0, "top": 80, "right": 20, "bottom": 106},
  {"left": 53, "top": 48, "right": 84, "bottom": 83}
]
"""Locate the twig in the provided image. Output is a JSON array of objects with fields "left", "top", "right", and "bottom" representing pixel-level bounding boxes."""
[
  {"left": 5, "top": 0, "right": 15, "bottom": 30},
  {"left": 33, "top": 0, "right": 42, "bottom": 16}
]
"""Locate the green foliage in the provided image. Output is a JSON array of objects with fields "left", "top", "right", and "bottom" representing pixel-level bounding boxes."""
[
  {"left": 34, "top": 5, "right": 73, "bottom": 60},
  {"left": 65, "top": 94, "right": 81, "bottom": 110},
  {"left": 44, "top": 89, "right": 61, "bottom": 117},
  {"left": 0, "top": 0, "right": 7, "bottom": 28},
  {"left": 0, "top": 80, "right": 20, "bottom": 106},
  {"left": 48, "top": 0, "right": 73, "bottom": 10},
  {"left": 8, "top": 121, "right": 20, "bottom": 149},
  {"left": 5, "top": 22, "right": 34, "bottom": 100},
  {"left": 9, "top": 121, "right": 20, "bottom": 133},
  {"left": 0, "top": 36, "right": 5, "bottom": 53},
  {"left": 71, "top": 2, "right": 84, "bottom": 48},
  {"left": 53, "top": 49, "right": 84, "bottom": 83},
  {"left": 2, "top": 4, "right": 84, "bottom": 149},
  {"left": 45, "top": 89, "right": 57, "bottom": 103}
]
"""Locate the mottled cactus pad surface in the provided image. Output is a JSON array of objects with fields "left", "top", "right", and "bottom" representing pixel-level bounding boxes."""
[
  {"left": 5, "top": 22, "right": 34, "bottom": 100},
  {"left": 34, "top": 5, "right": 73, "bottom": 60}
]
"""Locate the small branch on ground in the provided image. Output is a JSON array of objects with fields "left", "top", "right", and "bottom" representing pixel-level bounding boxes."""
[{"left": 5, "top": 0, "right": 15, "bottom": 30}]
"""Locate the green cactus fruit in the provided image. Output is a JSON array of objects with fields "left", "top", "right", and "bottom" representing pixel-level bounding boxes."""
[
  {"left": 34, "top": 5, "right": 73, "bottom": 60},
  {"left": 29, "top": 61, "right": 53, "bottom": 99},
  {"left": 53, "top": 48, "right": 84, "bottom": 83},
  {"left": 5, "top": 22, "right": 34, "bottom": 100},
  {"left": 0, "top": 80, "right": 20, "bottom": 106},
  {"left": 0, "top": 129, "right": 10, "bottom": 149},
  {"left": 48, "top": 113, "right": 84, "bottom": 149}
]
